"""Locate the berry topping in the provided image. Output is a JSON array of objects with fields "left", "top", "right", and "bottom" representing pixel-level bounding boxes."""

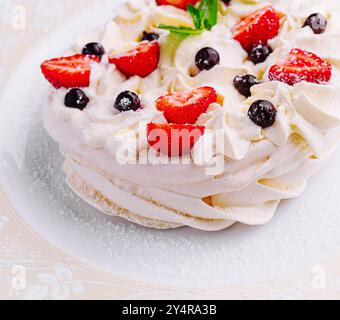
[
  {"left": 147, "top": 123, "right": 205, "bottom": 157},
  {"left": 82, "top": 42, "right": 105, "bottom": 57},
  {"left": 233, "top": 5, "right": 280, "bottom": 52},
  {"left": 268, "top": 48, "right": 332, "bottom": 86},
  {"left": 249, "top": 44, "right": 273, "bottom": 64},
  {"left": 64, "top": 88, "right": 89, "bottom": 110},
  {"left": 109, "top": 41, "right": 160, "bottom": 78},
  {"left": 195, "top": 47, "right": 220, "bottom": 71},
  {"left": 141, "top": 31, "right": 160, "bottom": 42},
  {"left": 156, "top": 86, "right": 217, "bottom": 124},
  {"left": 233, "top": 75, "right": 260, "bottom": 97},
  {"left": 248, "top": 100, "right": 276, "bottom": 129},
  {"left": 156, "top": 0, "right": 199, "bottom": 10},
  {"left": 40, "top": 54, "right": 100, "bottom": 89},
  {"left": 114, "top": 91, "right": 141, "bottom": 112},
  {"left": 303, "top": 13, "right": 327, "bottom": 35}
]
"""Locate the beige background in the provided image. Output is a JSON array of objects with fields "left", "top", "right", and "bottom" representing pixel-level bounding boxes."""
[{"left": 1, "top": 0, "right": 340, "bottom": 300}]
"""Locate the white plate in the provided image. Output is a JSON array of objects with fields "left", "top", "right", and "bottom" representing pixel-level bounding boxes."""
[{"left": 1, "top": 1, "right": 340, "bottom": 289}]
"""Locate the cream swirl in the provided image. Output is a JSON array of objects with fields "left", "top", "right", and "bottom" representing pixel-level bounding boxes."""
[{"left": 43, "top": 0, "right": 340, "bottom": 230}]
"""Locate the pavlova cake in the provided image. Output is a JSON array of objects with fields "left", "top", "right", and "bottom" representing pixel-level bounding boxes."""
[{"left": 40, "top": 0, "right": 340, "bottom": 231}]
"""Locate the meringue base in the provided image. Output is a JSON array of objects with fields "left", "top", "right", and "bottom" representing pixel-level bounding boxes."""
[
  {"left": 63, "top": 157, "right": 239, "bottom": 231},
  {"left": 65, "top": 163, "right": 181, "bottom": 230}
]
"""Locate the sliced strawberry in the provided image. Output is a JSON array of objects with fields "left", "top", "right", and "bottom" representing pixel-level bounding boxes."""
[
  {"left": 268, "top": 48, "right": 332, "bottom": 86},
  {"left": 40, "top": 54, "right": 100, "bottom": 89},
  {"left": 156, "top": 87, "right": 217, "bottom": 125},
  {"left": 156, "top": 0, "right": 199, "bottom": 10},
  {"left": 109, "top": 41, "right": 160, "bottom": 78},
  {"left": 147, "top": 123, "right": 205, "bottom": 157},
  {"left": 233, "top": 5, "right": 280, "bottom": 52}
]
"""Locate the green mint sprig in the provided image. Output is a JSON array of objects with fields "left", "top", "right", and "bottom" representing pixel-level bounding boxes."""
[
  {"left": 158, "top": 0, "right": 218, "bottom": 36},
  {"left": 158, "top": 25, "right": 204, "bottom": 35}
]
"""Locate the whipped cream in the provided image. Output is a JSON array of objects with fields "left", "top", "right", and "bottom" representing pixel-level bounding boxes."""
[{"left": 43, "top": 0, "right": 340, "bottom": 230}]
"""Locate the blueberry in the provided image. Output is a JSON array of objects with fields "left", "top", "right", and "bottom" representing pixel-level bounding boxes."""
[
  {"left": 233, "top": 75, "right": 260, "bottom": 97},
  {"left": 222, "top": 0, "right": 231, "bottom": 4},
  {"left": 141, "top": 31, "right": 159, "bottom": 42},
  {"left": 249, "top": 44, "right": 273, "bottom": 64},
  {"left": 248, "top": 100, "right": 276, "bottom": 128},
  {"left": 195, "top": 47, "right": 220, "bottom": 71},
  {"left": 114, "top": 91, "right": 141, "bottom": 112},
  {"left": 64, "top": 88, "right": 89, "bottom": 110},
  {"left": 303, "top": 13, "right": 327, "bottom": 34},
  {"left": 82, "top": 42, "right": 105, "bottom": 57}
]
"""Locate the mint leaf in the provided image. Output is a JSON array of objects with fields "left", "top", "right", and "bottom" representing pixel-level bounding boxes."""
[
  {"left": 187, "top": 4, "right": 204, "bottom": 30},
  {"left": 158, "top": 25, "right": 203, "bottom": 35},
  {"left": 157, "top": 0, "right": 218, "bottom": 37},
  {"left": 199, "top": 0, "right": 218, "bottom": 30}
]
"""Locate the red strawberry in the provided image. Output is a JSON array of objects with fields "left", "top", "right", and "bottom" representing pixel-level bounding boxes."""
[
  {"left": 147, "top": 123, "right": 205, "bottom": 157},
  {"left": 156, "top": 87, "right": 217, "bottom": 124},
  {"left": 268, "top": 48, "right": 332, "bottom": 86},
  {"left": 156, "top": 0, "right": 199, "bottom": 10},
  {"left": 40, "top": 54, "right": 100, "bottom": 89},
  {"left": 109, "top": 41, "right": 160, "bottom": 78},
  {"left": 233, "top": 5, "right": 280, "bottom": 52}
]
